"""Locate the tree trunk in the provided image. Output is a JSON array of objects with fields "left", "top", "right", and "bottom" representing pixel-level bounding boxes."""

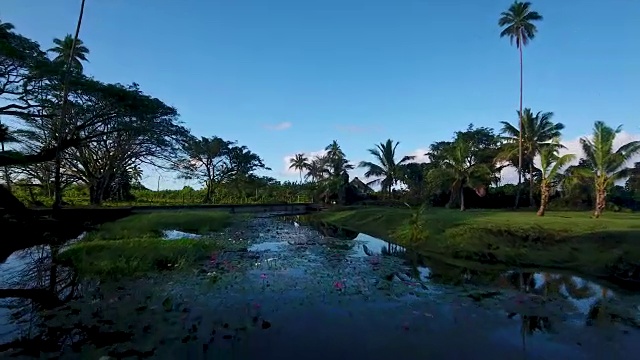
[
  {"left": 53, "top": 0, "right": 86, "bottom": 210},
  {"left": 529, "top": 162, "right": 535, "bottom": 208},
  {"left": 459, "top": 187, "right": 465, "bottom": 211},
  {"left": 537, "top": 184, "right": 549, "bottom": 216},
  {"left": 514, "top": 41, "right": 524, "bottom": 209},
  {"left": 594, "top": 184, "right": 606, "bottom": 218},
  {"left": 203, "top": 180, "right": 213, "bottom": 204},
  {"left": 53, "top": 154, "right": 62, "bottom": 208},
  {"left": 1, "top": 142, "right": 10, "bottom": 192}
]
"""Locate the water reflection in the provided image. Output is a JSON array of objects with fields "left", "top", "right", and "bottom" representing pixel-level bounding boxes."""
[
  {"left": 0, "top": 244, "right": 83, "bottom": 354},
  {"left": 307, "top": 220, "right": 640, "bottom": 334}
]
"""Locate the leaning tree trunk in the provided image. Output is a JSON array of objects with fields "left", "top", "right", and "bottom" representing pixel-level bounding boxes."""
[
  {"left": 537, "top": 184, "right": 550, "bottom": 216},
  {"left": 459, "top": 187, "right": 465, "bottom": 211},
  {"left": 53, "top": 0, "right": 87, "bottom": 209},
  {"left": 514, "top": 41, "right": 524, "bottom": 210},
  {"left": 594, "top": 184, "right": 606, "bottom": 218},
  {"left": 529, "top": 162, "right": 535, "bottom": 208}
]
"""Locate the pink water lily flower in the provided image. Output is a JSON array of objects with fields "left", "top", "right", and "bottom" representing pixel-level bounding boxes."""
[
  {"left": 260, "top": 273, "right": 268, "bottom": 279},
  {"left": 334, "top": 281, "right": 345, "bottom": 291}
]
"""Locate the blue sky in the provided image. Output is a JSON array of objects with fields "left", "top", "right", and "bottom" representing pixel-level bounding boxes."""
[{"left": 3, "top": 0, "right": 639, "bottom": 189}]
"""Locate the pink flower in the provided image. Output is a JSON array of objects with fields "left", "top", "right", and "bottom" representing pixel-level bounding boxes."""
[
  {"left": 334, "top": 281, "right": 345, "bottom": 290},
  {"left": 260, "top": 273, "right": 267, "bottom": 279}
]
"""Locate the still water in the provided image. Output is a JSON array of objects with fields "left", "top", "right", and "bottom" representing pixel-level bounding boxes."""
[{"left": 1, "top": 216, "right": 639, "bottom": 359}]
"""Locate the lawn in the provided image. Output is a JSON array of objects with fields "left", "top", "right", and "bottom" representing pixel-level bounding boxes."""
[
  {"left": 313, "top": 207, "right": 640, "bottom": 281},
  {"left": 58, "top": 211, "right": 242, "bottom": 279}
]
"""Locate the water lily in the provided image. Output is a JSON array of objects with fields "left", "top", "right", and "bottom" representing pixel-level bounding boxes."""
[{"left": 333, "top": 281, "right": 345, "bottom": 291}]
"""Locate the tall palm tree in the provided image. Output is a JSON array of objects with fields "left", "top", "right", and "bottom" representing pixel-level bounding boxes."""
[
  {"left": 499, "top": 1, "right": 543, "bottom": 208},
  {"left": 500, "top": 108, "right": 564, "bottom": 207},
  {"left": 47, "top": 34, "right": 90, "bottom": 72},
  {"left": 574, "top": 121, "right": 640, "bottom": 218},
  {"left": 358, "top": 139, "right": 415, "bottom": 196},
  {"left": 536, "top": 144, "right": 575, "bottom": 216},
  {"left": 429, "top": 138, "right": 492, "bottom": 211},
  {"left": 0, "top": 119, "right": 18, "bottom": 191},
  {"left": 324, "top": 140, "right": 353, "bottom": 177},
  {"left": 52, "top": 0, "right": 87, "bottom": 209},
  {"left": 288, "top": 153, "right": 309, "bottom": 183}
]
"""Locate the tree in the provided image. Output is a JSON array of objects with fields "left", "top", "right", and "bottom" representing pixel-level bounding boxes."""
[
  {"left": 427, "top": 137, "right": 492, "bottom": 211},
  {"left": 358, "top": 139, "right": 414, "bottom": 196},
  {"left": 288, "top": 153, "right": 309, "bottom": 183},
  {"left": 574, "top": 121, "right": 640, "bottom": 218},
  {"left": 500, "top": 108, "right": 564, "bottom": 207},
  {"left": 304, "top": 155, "right": 329, "bottom": 183},
  {"left": 51, "top": 0, "right": 87, "bottom": 209},
  {"left": 536, "top": 144, "right": 575, "bottom": 216},
  {"left": 177, "top": 136, "right": 236, "bottom": 203},
  {"left": 17, "top": 80, "right": 187, "bottom": 204},
  {"left": 399, "top": 162, "right": 434, "bottom": 201},
  {"left": 47, "top": 34, "right": 90, "bottom": 73},
  {"left": 0, "top": 119, "right": 18, "bottom": 191},
  {"left": 499, "top": 1, "right": 543, "bottom": 208}
]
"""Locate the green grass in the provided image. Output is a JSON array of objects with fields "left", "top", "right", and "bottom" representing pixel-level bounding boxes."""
[
  {"left": 57, "top": 238, "right": 226, "bottom": 280},
  {"left": 314, "top": 207, "right": 640, "bottom": 279},
  {"left": 59, "top": 211, "right": 242, "bottom": 279},
  {"left": 85, "top": 211, "right": 233, "bottom": 241}
]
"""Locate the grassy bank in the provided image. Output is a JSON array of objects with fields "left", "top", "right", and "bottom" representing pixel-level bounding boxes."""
[
  {"left": 59, "top": 211, "right": 241, "bottom": 279},
  {"left": 314, "top": 207, "right": 640, "bottom": 279},
  {"left": 85, "top": 211, "right": 233, "bottom": 240}
]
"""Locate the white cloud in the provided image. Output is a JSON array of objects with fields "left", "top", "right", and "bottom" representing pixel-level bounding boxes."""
[
  {"left": 499, "top": 131, "right": 640, "bottom": 184},
  {"left": 406, "top": 148, "right": 430, "bottom": 163},
  {"left": 264, "top": 122, "right": 292, "bottom": 131}
]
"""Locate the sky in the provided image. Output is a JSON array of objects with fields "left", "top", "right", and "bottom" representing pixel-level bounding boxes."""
[{"left": 3, "top": 0, "right": 639, "bottom": 190}]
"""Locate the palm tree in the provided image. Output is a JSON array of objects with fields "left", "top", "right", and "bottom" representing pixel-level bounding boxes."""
[
  {"left": 288, "top": 153, "right": 309, "bottom": 183},
  {"left": 47, "top": 34, "right": 90, "bottom": 72},
  {"left": 52, "top": 0, "right": 87, "bottom": 209},
  {"left": 305, "top": 156, "right": 329, "bottom": 182},
  {"left": 574, "top": 121, "right": 640, "bottom": 218},
  {"left": 499, "top": 1, "right": 543, "bottom": 208},
  {"left": 0, "top": 119, "right": 18, "bottom": 191},
  {"left": 429, "top": 138, "right": 492, "bottom": 211},
  {"left": 536, "top": 144, "right": 575, "bottom": 216},
  {"left": 500, "top": 108, "right": 565, "bottom": 207},
  {"left": 324, "top": 140, "right": 353, "bottom": 177},
  {"left": 358, "top": 139, "right": 415, "bottom": 196}
]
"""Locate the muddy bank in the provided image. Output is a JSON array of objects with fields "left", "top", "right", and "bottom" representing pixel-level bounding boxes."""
[{"left": 1, "top": 216, "right": 640, "bottom": 359}]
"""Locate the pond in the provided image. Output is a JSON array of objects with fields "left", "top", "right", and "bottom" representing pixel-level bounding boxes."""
[{"left": 1, "top": 215, "right": 640, "bottom": 359}]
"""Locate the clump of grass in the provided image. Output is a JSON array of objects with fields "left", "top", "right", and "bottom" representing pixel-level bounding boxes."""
[
  {"left": 392, "top": 204, "right": 429, "bottom": 247},
  {"left": 57, "top": 238, "right": 223, "bottom": 279},
  {"left": 86, "top": 211, "right": 232, "bottom": 241}
]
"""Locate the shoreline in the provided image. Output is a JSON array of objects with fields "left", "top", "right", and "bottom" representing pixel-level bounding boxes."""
[{"left": 310, "top": 206, "right": 640, "bottom": 289}]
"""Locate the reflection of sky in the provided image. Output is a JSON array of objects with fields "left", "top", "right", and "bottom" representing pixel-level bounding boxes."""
[
  {"left": 349, "top": 233, "right": 405, "bottom": 257},
  {"left": 531, "top": 273, "right": 611, "bottom": 316}
]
